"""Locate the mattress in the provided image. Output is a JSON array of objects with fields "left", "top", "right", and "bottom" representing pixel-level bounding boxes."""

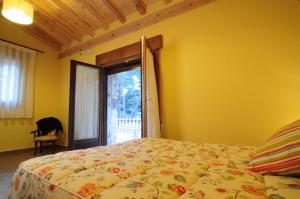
[{"left": 9, "top": 138, "right": 300, "bottom": 198}]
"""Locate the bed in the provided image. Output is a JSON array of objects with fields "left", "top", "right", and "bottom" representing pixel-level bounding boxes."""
[{"left": 9, "top": 138, "right": 300, "bottom": 198}]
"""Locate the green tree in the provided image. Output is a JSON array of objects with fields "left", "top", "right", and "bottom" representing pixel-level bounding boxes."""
[{"left": 114, "top": 68, "right": 141, "bottom": 118}]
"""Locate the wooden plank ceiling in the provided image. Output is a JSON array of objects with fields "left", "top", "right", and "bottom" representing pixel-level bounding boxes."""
[{"left": 0, "top": 0, "right": 171, "bottom": 50}]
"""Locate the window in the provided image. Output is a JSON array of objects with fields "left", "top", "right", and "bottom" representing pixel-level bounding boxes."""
[
  {"left": 0, "top": 41, "right": 36, "bottom": 118},
  {"left": 0, "top": 60, "right": 20, "bottom": 103}
]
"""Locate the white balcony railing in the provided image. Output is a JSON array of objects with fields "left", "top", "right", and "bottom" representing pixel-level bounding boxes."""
[
  {"left": 114, "top": 117, "right": 141, "bottom": 143},
  {"left": 117, "top": 117, "right": 141, "bottom": 135}
]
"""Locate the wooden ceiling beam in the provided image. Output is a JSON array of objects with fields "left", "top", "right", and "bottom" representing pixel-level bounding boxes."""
[
  {"left": 51, "top": 0, "right": 95, "bottom": 37},
  {"left": 34, "top": 11, "right": 73, "bottom": 44},
  {"left": 27, "top": 0, "right": 82, "bottom": 42},
  {"left": 102, "top": 0, "right": 126, "bottom": 23},
  {"left": 77, "top": 0, "right": 109, "bottom": 30},
  {"left": 163, "top": 0, "right": 172, "bottom": 4},
  {"left": 132, "top": 0, "right": 147, "bottom": 15},
  {"left": 21, "top": 25, "right": 62, "bottom": 50},
  {"left": 58, "top": 0, "right": 215, "bottom": 59}
]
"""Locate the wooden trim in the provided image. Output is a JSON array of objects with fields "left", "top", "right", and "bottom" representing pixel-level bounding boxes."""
[
  {"left": 102, "top": 0, "right": 126, "bottom": 23},
  {"left": 101, "top": 55, "right": 141, "bottom": 68},
  {"left": 58, "top": 0, "right": 214, "bottom": 59},
  {"left": 132, "top": 0, "right": 147, "bottom": 15},
  {"left": 105, "top": 60, "right": 141, "bottom": 74},
  {"left": 96, "top": 35, "right": 162, "bottom": 66},
  {"left": 0, "top": 38, "right": 44, "bottom": 53}
]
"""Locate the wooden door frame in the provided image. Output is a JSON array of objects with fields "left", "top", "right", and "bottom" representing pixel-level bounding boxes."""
[
  {"left": 68, "top": 35, "right": 162, "bottom": 149},
  {"left": 96, "top": 35, "right": 162, "bottom": 67},
  {"left": 96, "top": 35, "right": 163, "bottom": 122},
  {"left": 68, "top": 60, "right": 104, "bottom": 150}
]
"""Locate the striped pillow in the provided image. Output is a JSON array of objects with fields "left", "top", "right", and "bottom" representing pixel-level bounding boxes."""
[{"left": 248, "top": 119, "right": 300, "bottom": 176}]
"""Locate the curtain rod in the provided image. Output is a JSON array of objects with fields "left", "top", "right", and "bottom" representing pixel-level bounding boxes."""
[{"left": 0, "top": 38, "right": 45, "bottom": 54}]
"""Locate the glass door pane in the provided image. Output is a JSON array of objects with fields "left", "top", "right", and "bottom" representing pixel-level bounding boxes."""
[
  {"left": 106, "top": 68, "right": 141, "bottom": 144},
  {"left": 74, "top": 64, "right": 100, "bottom": 145}
]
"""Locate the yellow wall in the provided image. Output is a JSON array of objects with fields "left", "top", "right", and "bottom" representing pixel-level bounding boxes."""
[
  {"left": 59, "top": 0, "right": 300, "bottom": 147},
  {"left": 2, "top": 0, "right": 300, "bottom": 151},
  {"left": 0, "top": 17, "right": 63, "bottom": 152}
]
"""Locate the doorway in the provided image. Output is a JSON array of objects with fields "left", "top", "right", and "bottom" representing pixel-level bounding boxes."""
[
  {"left": 104, "top": 60, "right": 142, "bottom": 145},
  {"left": 69, "top": 60, "right": 142, "bottom": 149},
  {"left": 69, "top": 35, "right": 162, "bottom": 150}
]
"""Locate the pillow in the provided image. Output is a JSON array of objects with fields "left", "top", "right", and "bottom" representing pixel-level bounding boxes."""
[{"left": 248, "top": 119, "right": 300, "bottom": 176}]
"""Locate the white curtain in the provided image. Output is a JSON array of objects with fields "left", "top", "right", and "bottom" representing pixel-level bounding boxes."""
[
  {"left": 74, "top": 64, "right": 99, "bottom": 140},
  {"left": 0, "top": 41, "right": 36, "bottom": 118},
  {"left": 145, "top": 45, "right": 161, "bottom": 138}
]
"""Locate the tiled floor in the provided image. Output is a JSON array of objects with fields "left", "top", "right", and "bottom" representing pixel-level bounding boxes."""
[{"left": 0, "top": 147, "right": 66, "bottom": 199}]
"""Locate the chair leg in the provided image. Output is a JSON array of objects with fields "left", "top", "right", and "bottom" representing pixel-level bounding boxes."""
[
  {"left": 34, "top": 141, "right": 38, "bottom": 156},
  {"left": 52, "top": 141, "right": 56, "bottom": 154},
  {"left": 40, "top": 141, "right": 43, "bottom": 153}
]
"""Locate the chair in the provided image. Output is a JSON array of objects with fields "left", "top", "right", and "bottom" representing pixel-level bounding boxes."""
[{"left": 31, "top": 117, "right": 63, "bottom": 156}]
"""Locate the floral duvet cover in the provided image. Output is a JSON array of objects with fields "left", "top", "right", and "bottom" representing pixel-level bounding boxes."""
[{"left": 9, "top": 138, "right": 300, "bottom": 199}]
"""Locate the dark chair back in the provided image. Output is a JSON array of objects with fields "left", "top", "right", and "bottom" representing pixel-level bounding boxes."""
[{"left": 36, "top": 117, "right": 63, "bottom": 136}]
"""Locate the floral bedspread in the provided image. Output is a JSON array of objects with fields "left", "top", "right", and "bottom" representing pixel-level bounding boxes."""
[{"left": 9, "top": 138, "right": 300, "bottom": 199}]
